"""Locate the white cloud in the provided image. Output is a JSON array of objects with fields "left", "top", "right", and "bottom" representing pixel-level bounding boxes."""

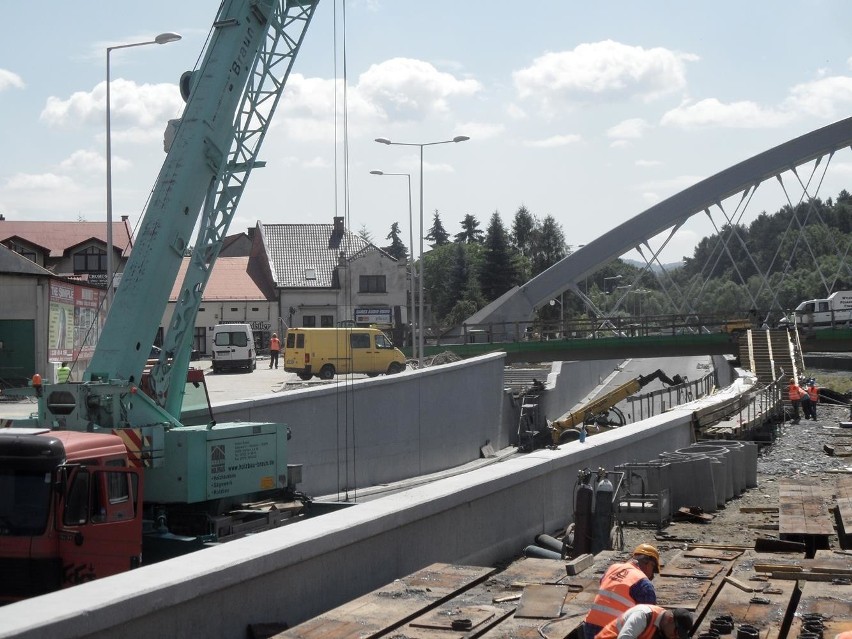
[
  {"left": 40, "top": 79, "right": 183, "bottom": 134},
  {"left": 607, "top": 118, "right": 650, "bottom": 140},
  {"left": 0, "top": 69, "right": 24, "bottom": 91},
  {"left": 5, "top": 172, "right": 77, "bottom": 191},
  {"left": 661, "top": 98, "right": 793, "bottom": 129},
  {"left": 506, "top": 103, "right": 527, "bottom": 120},
  {"left": 456, "top": 121, "right": 504, "bottom": 141},
  {"left": 635, "top": 159, "right": 662, "bottom": 167},
  {"left": 356, "top": 57, "right": 482, "bottom": 120},
  {"left": 783, "top": 76, "right": 852, "bottom": 119},
  {"left": 513, "top": 40, "right": 696, "bottom": 114},
  {"left": 58, "top": 149, "right": 132, "bottom": 174},
  {"left": 523, "top": 134, "right": 581, "bottom": 148}
]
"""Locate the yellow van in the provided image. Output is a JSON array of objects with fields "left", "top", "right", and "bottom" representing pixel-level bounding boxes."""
[{"left": 283, "top": 327, "right": 407, "bottom": 380}]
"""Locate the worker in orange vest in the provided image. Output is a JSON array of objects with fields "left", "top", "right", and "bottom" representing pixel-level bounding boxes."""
[
  {"left": 788, "top": 378, "right": 805, "bottom": 424},
  {"left": 807, "top": 379, "right": 819, "bottom": 420},
  {"left": 269, "top": 332, "right": 281, "bottom": 369},
  {"left": 584, "top": 544, "right": 660, "bottom": 639},
  {"left": 595, "top": 604, "right": 693, "bottom": 639}
]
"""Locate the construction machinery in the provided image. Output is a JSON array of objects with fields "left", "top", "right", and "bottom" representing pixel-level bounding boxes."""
[
  {"left": 547, "top": 369, "right": 684, "bottom": 445},
  {"left": 0, "top": 0, "right": 320, "bottom": 601}
]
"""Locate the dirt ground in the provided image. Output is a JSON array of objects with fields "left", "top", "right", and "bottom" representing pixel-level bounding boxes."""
[{"left": 617, "top": 403, "right": 852, "bottom": 563}]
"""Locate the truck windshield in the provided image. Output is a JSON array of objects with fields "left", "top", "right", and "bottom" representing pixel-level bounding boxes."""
[{"left": 0, "top": 469, "right": 52, "bottom": 536}]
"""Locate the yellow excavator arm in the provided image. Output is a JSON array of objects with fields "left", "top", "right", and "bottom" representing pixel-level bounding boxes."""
[{"left": 547, "top": 369, "right": 683, "bottom": 444}]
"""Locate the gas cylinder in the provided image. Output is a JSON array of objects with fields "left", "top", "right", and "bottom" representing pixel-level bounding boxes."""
[
  {"left": 591, "top": 469, "right": 614, "bottom": 553},
  {"left": 573, "top": 469, "right": 594, "bottom": 556}
]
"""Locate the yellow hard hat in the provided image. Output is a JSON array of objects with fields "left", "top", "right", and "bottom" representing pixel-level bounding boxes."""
[{"left": 632, "top": 543, "right": 661, "bottom": 572}]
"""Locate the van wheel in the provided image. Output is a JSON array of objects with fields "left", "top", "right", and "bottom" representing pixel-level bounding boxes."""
[
  {"left": 387, "top": 362, "right": 405, "bottom": 375},
  {"left": 298, "top": 372, "right": 312, "bottom": 381},
  {"left": 319, "top": 365, "right": 335, "bottom": 380}
]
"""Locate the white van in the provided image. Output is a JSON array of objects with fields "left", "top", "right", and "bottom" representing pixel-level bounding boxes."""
[{"left": 211, "top": 323, "right": 256, "bottom": 373}]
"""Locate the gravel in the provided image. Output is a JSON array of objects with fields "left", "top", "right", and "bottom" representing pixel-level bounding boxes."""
[{"left": 619, "top": 403, "right": 852, "bottom": 555}]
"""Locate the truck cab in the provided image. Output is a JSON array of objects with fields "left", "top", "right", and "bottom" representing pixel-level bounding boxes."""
[{"left": 0, "top": 429, "right": 142, "bottom": 602}]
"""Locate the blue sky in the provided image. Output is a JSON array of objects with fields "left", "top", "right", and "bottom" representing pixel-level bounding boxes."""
[{"left": 3, "top": 1, "right": 852, "bottom": 264}]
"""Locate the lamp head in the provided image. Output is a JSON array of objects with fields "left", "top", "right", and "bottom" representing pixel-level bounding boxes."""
[
  {"left": 375, "top": 137, "right": 392, "bottom": 145},
  {"left": 155, "top": 32, "right": 182, "bottom": 45},
  {"left": 370, "top": 170, "right": 384, "bottom": 175},
  {"left": 453, "top": 135, "right": 470, "bottom": 143}
]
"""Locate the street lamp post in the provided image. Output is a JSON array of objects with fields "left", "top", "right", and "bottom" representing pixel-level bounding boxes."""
[
  {"left": 106, "top": 32, "right": 181, "bottom": 311},
  {"left": 603, "top": 275, "right": 623, "bottom": 315},
  {"left": 370, "top": 170, "right": 417, "bottom": 361},
  {"left": 375, "top": 135, "right": 470, "bottom": 368}
]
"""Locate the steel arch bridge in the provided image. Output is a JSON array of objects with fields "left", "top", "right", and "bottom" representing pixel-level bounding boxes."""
[{"left": 464, "top": 116, "right": 852, "bottom": 337}]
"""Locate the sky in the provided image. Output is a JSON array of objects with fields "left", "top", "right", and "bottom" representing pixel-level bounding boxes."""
[{"left": 3, "top": 1, "right": 852, "bottom": 265}]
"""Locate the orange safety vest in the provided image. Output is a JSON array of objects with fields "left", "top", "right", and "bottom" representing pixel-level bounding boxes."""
[
  {"left": 270, "top": 336, "right": 281, "bottom": 352},
  {"left": 596, "top": 604, "right": 666, "bottom": 639},
  {"left": 585, "top": 562, "right": 649, "bottom": 629},
  {"left": 788, "top": 384, "right": 803, "bottom": 401},
  {"left": 808, "top": 386, "right": 819, "bottom": 403}
]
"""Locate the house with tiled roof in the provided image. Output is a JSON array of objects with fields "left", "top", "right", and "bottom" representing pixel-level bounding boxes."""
[
  {"left": 0, "top": 214, "right": 133, "bottom": 288},
  {"left": 261, "top": 216, "right": 409, "bottom": 345},
  {"left": 161, "top": 255, "right": 278, "bottom": 354}
]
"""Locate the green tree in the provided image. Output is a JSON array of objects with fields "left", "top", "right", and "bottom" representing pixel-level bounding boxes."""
[
  {"left": 511, "top": 205, "right": 535, "bottom": 257},
  {"left": 426, "top": 209, "right": 451, "bottom": 247},
  {"left": 357, "top": 224, "right": 373, "bottom": 243},
  {"left": 454, "top": 213, "right": 484, "bottom": 244},
  {"left": 382, "top": 222, "right": 408, "bottom": 260},
  {"left": 480, "top": 211, "right": 517, "bottom": 300},
  {"left": 529, "top": 215, "right": 566, "bottom": 275}
]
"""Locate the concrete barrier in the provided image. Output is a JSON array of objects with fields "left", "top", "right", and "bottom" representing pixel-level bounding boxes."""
[{"left": 0, "top": 407, "right": 697, "bottom": 639}]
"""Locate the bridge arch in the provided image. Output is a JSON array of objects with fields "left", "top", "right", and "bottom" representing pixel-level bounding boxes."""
[{"left": 465, "top": 115, "right": 852, "bottom": 336}]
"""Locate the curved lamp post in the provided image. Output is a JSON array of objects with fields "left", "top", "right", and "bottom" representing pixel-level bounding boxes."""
[
  {"left": 106, "top": 32, "right": 182, "bottom": 310},
  {"left": 370, "top": 170, "right": 417, "bottom": 360},
  {"left": 374, "top": 135, "right": 470, "bottom": 367}
]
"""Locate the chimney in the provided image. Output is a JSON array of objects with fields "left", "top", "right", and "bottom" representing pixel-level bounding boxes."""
[
  {"left": 0, "top": 214, "right": 5, "bottom": 221},
  {"left": 121, "top": 215, "right": 129, "bottom": 222},
  {"left": 333, "top": 216, "right": 344, "bottom": 233}
]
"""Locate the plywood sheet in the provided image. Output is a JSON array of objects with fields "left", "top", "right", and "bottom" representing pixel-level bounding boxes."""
[{"left": 515, "top": 585, "right": 570, "bottom": 619}]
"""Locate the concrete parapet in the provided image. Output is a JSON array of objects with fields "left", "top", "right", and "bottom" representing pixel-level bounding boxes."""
[{"left": 0, "top": 407, "right": 699, "bottom": 639}]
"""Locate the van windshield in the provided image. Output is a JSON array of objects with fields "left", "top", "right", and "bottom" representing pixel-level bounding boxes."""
[
  {"left": 215, "top": 331, "right": 248, "bottom": 347},
  {"left": 375, "top": 334, "right": 394, "bottom": 349}
]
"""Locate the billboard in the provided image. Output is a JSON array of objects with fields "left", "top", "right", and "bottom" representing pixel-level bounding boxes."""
[{"left": 48, "top": 281, "right": 106, "bottom": 361}]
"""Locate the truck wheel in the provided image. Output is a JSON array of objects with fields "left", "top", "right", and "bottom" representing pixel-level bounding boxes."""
[
  {"left": 298, "top": 372, "right": 312, "bottom": 381},
  {"left": 319, "top": 364, "right": 335, "bottom": 380},
  {"left": 387, "top": 362, "right": 405, "bottom": 375}
]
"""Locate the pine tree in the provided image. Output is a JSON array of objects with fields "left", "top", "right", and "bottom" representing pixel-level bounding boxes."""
[
  {"left": 454, "top": 213, "right": 484, "bottom": 244},
  {"left": 426, "top": 210, "right": 450, "bottom": 247},
  {"left": 530, "top": 215, "right": 567, "bottom": 276},
  {"left": 382, "top": 222, "right": 408, "bottom": 260},
  {"left": 480, "top": 211, "right": 517, "bottom": 301},
  {"left": 512, "top": 205, "right": 535, "bottom": 257}
]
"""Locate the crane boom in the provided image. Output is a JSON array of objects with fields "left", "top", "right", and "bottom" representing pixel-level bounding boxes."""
[{"left": 87, "top": 0, "right": 318, "bottom": 420}]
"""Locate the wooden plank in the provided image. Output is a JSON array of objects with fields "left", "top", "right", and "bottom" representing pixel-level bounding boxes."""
[
  {"left": 779, "top": 478, "right": 835, "bottom": 536},
  {"left": 693, "top": 550, "right": 802, "bottom": 639},
  {"left": 788, "top": 578, "right": 852, "bottom": 639},
  {"left": 515, "top": 585, "right": 570, "bottom": 619},
  {"left": 279, "top": 563, "right": 494, "bottom": 639}
]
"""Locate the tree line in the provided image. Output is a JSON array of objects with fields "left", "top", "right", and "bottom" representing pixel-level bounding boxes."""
[{"left": 371, "top": 191, "right": 852, "bottom": 331}]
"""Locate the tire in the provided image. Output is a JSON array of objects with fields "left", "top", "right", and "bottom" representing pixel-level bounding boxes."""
[
  {"left": 387, "top": 362, "right": 405, "bottom": 375},
  {"left": 319, "top": 364, "right": 335, "bottom": 380},
  {"left": 297, "top": 372, "right": 312, "bottom": 381}
]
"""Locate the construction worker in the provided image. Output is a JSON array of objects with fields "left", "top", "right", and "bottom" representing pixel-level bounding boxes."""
[
  {"left": 269, "top": 333, "right": 281, "bottom": 369},
  {"left": 595, "top": 604, "right": 693, "bottom": 639},
  {"left": 788, "top": 378, "right": 805, "bottom": 424},
  {"left": 57, "top": 362, "right": 72, "bottom": 383},
  {"left": 584, "top": 544, "right": 660, "bottom": 639},
  {"left": 807, "top": 379, "right": 819, "bottom": 420}
]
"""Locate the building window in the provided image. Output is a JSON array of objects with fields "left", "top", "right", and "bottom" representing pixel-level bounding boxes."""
[
  {"left": 7, "top": 242, "right": 36, "bottom": 263},
  {"left": 359, "top": 275, "right": 386, "bottom": 293},
  {"left": 321, "top": 315, "right": 334, "bottom": 327},
  {"left": 303, "top": 315, "right": 316, "bottom": 327},
  {"left": 73, "top": 246, "right": 107, "bottom": 274}
]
